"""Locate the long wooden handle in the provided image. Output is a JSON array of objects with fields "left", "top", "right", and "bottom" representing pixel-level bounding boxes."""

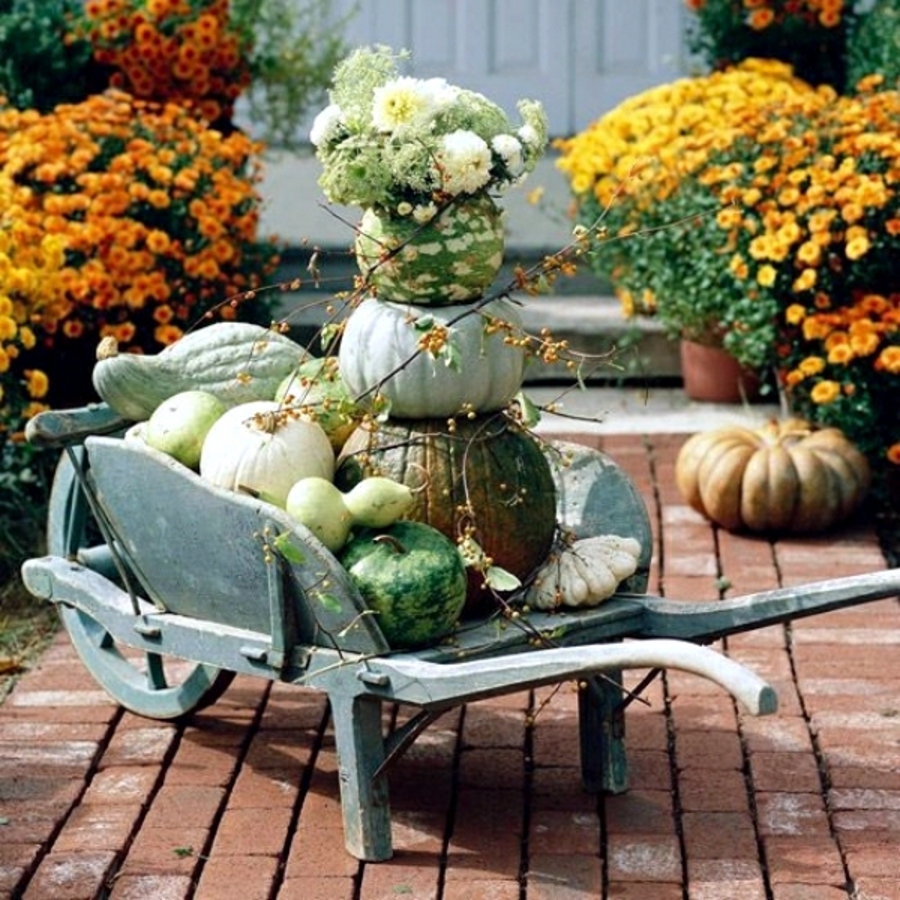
[{"left": 374, "top": 638, "right": 778, "bottom": 716}]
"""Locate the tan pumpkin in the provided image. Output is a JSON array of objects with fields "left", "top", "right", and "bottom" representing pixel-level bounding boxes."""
[{"left": 675, "top": 418, "right": 871, "bottom": 534}]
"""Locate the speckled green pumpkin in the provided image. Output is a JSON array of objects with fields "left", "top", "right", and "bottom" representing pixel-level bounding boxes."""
[
  {"left": 354, "top": 195, "right": 505, "bottom": 304},
  {"left": 336, "top": 415, "right": 557, "bottom": 614}
]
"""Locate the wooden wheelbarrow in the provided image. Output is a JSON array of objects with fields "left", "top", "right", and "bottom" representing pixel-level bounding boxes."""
[{"left": 20, "top": 403, "right": 900, "bottom": 861}]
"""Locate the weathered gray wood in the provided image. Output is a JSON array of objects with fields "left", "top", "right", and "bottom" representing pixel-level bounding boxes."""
[
  {"left": 84, "top": 436, "right": 389, "bottom": 655},
  {"left": 45, "top": 448, "right": 235, "bottom": 719},
  {"left": 26, "top": 403, "right": 129, "bottom": 448},
  {"left": 579, "top": 670, "right": 628, "bottom": 794},
  {"left": 348, "top": 640, "right": 777, "bottom": 716},
  {"left": 639, "top": 571, "right": 900, "bottom": 641},
  {"left": 328, "top": 692, "right": 392, "bottom": 861}
]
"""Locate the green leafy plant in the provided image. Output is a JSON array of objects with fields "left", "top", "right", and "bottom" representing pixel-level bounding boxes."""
[
  {"left": 846, "top": 0, "right": 900, "bottom": 91},
  {"left": 684, "top": 0, "right": 861, "bottom": 91},
  {"left": 231, "top": 0, "right": 354, "bottom": 148},
  {"left": 0, "top": 0, "right": 109, "bottom": 111}
]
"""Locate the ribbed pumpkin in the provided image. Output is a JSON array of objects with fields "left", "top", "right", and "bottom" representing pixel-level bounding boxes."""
[
  {"left": 336, "top": 415, "right": 557, "bottom": 613},
  {"left": 675, "top": 418, "right": 871, "bottom": 534},
  {"left": 338, "top": 296, "right": 526, "bottom": 419}
]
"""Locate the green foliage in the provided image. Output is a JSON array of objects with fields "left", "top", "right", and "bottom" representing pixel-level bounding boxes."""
[
  {"left": 231, "top": 0, "right": 354, "bottom": 148},
  {"left": 685, "top": 0, "right": 861, "bottom": 92},
  {"left": 846, "top": 0, "right": 900, "bottom": 90},
  {"left": 0, "top": 0, "right": 106, "bottom": 111}
]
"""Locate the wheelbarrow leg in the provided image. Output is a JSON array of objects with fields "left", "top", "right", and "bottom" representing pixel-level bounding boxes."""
[
  {"left": 579, "top": 671, "right": 628, "bottom": 794},
  {"left": 328, "top": 692, "right": 393, "bottom": 861}
]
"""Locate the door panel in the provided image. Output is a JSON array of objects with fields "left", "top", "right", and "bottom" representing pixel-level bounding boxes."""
[{"left": 315, "top": 0, "right": 686, "bottom": 136}]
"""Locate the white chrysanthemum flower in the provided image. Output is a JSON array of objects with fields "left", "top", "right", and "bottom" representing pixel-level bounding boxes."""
[
  {"left": 397, "top": 201, "right": 413, "bottom": 216},
  {"left": 436, "top": 130, "right": 492, "bottom": 195},
  {"left": 421, "top": 77, "right": 458, "bottom": 108},
  {"left": 310, "top": 103, "right": 344, "bottom": 147},
  {"left": 491, "top": 134, "right": 524, "bottom": 176},
  {"left": 372, "top": 77, "right": 437, "bottom": 132},
  {"left": 413, "top": 202, "right": 438, "bottom": 223},
  {"left": 518, "top": 123, "right": 540, "bottom": 149}
]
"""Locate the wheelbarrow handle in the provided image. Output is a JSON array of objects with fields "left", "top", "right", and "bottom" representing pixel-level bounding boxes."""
[{"left": 366, "top": 638, "right": 778, "bottom": 716}]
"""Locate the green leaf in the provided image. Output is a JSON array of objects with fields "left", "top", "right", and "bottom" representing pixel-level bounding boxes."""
[
  {"left": 272, "top": 532, "right": 307, "bottom": 565},
  {"left": 513, "top": 391, "right": 541, "bottom": 428},
  {"left": 316, "top": 592, "right": 344, "bottom": 614},
  {"left": 443, "top": 338, "right": 462, "bottom": 371},
  {"left": 484, "top": 566, "right": 522, "bottom": 592},
  {"left": 319, "top": 323, "right": 342, "bottom": 353},
  {"left": 412, "top": 314, "right": 435, "bottom": 331}
]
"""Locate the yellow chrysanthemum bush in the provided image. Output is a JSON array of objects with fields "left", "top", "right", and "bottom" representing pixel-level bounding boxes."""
[
  {"left": 0, "top": 89, "right": 280, "bottom": 409},
  {"left": 555, "top": 59, "right": 821, "bottom": 348},
  {"left": 558, "top": 64, "right": 900, "bottom": 487},
  {"left": 765, "top": 83, "right": 900, "bottom": 484},
  {"left": 0, "top": 172, "right": 70, "bottom": 574}
]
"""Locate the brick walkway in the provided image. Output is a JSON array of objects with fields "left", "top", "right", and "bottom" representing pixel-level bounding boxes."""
[{"left": 2, "top": 432, "right": 899, "bottom": 900}]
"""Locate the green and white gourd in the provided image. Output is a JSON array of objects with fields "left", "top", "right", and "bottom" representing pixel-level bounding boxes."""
[
  {"left": 93, "top": 322, "right": 304, "bottom": 421},
  {"left": 354, "top": 194, "right": 505, "bottom": 304}
]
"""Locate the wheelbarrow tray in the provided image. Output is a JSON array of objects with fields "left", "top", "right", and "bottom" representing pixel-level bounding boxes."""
[{"left": 21, "top": 405, "right": 900, "bottom": 861}]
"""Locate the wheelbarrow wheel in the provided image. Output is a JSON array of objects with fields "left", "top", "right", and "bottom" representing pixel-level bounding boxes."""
[{"left": 47, "top": 447, "right": 235, "bottom": 720}]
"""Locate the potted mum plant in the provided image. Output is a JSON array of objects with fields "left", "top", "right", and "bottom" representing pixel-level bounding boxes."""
[
  {"left": 554, "top": 59, "right": 818, "bottom": 400},
  {"left": 310, "top": 45, "right": 548, "bottom": 304}
]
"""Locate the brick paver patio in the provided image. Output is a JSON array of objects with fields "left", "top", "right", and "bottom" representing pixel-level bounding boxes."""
[{"left": 2, "top": 431, "right": 899, "bottom": 899}]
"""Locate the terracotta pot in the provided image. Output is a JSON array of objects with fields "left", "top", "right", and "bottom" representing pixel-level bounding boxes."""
[{"left": 679, "top": 339, "right": 761, "bottom": 403}]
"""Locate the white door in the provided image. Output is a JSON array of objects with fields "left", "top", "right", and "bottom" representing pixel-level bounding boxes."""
[{"left": 327, "top": 0, "right": 687, "bottom": 136}]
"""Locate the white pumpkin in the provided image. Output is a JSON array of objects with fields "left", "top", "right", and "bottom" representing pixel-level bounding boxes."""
[
  {"left": 525, "top": 535, "right": 643, "bottom": 610},
  {"left": 338, "top": 296, "right": 526, "bottom": 419},
  {"left": 199, "top": 400, "right": 334, "bottom": 507}
]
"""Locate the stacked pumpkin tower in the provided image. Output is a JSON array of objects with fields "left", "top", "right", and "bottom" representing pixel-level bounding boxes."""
[{"left": 311, "top": 47, "right": 559, "bottom": 613}]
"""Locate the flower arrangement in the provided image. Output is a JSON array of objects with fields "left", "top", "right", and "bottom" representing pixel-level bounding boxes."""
[
  {"left": 554, "top": 59, "right": 819, "bottom": 344},
  {"left": 0, "top": 88, "right": 279, "bottom": 407},
  {"left": 310, "top": 45, "right": 549, "bottom": 218},
  {"left": 684, "top": 0, "right": 860, "bottom": 90}
]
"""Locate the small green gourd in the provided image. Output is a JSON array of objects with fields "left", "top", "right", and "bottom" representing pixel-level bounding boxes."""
[{"left": 92, "top": 322, "right": 304, "bottom": 421}]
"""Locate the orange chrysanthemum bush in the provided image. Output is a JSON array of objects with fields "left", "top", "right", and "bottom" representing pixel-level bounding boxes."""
[
  {"left": 0, "top": 88, "right": 279, "bottom": 409},
  {"left": 684, "top": 0, "right": 860, "bottom": 91},
  {"left": 81, "top": 0, "right": 252, "bottom": 127}
]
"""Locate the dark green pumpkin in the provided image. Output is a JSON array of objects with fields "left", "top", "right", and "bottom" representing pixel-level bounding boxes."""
[
  {"left": 336, "top": 415, "right": 557, "bottom": 614},
  {"left": 339, "top": 521, "right": 467, "bottom": 648}
]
